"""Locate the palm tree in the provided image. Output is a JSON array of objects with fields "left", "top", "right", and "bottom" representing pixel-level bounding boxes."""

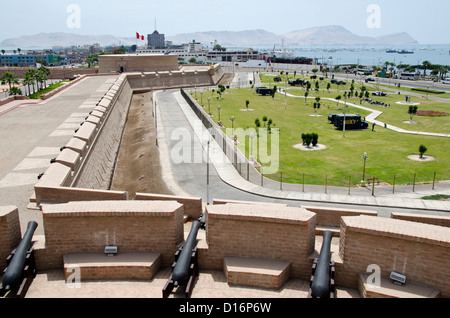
[
  {"left": 38, "top": 66, "right": 51, "bottom": 88},
  {"left": 22, "top": 73, "right": 35, "bottom": 96},
  {"left": 9, "top": 86, "right": 22, "bottom": 96},
  {"left": 1, "top": 72, "right": 20, "bottom": 91},
  {"left": 35, "top": 70, "right": 48, "bottom": 91},
  {"left": 25, "top": 68, "right": 37, "bottom": 94},
  {"left": 421, "top": 61, "right": 432, "bottom": 79}
]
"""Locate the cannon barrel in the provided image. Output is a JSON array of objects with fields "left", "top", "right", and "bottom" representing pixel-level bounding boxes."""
[
  {"left": 311, "top": 230, "right": 333, "bottom": 298},
  {"left": 2, "top": 221, "right": 38, "bottom": 290},
  {"left": 172, "top": 220, "right": 202, "bottom": 287}
]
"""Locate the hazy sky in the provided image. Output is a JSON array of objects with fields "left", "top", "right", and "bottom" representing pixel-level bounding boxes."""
[{"left": 0, "top": 0, "right": 449, "bottom": 44}]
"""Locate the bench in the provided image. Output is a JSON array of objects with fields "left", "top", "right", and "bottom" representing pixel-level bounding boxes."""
[
  {"left": 223, "top": 257, "right": 291, "bottom": 290},
  {"left": 63, "top": 252, "right": 161, "bottom": 281},
  {"left": 358, "top": 273, "right": 440, "bottom": 298},
  {"left": 367, "top": 177, "right": 380, "bottom": 185}
]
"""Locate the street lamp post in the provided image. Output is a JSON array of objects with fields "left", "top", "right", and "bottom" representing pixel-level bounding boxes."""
[
  {"left": 216, "top": 105, "right": 222, "bottom": 122},
  {"left": 343, "top": 93, "right": 347, "bottom": 135},
  {"left": 230, "top": 116, "right": 236, "bottom": 136},
  {"left": 249, "top": 132, "right": 255, "bottom": 162},
  {"left": 362, "top": 152, "right": 369, "bottom": 182},
  {"left": 208, "top": 97, "right": 211, "bottom": 115},
  {"left": 206, "top": 139, "right": 210, "bottom": 205}
]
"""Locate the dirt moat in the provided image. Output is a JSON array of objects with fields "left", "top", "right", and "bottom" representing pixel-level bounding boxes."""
[{"left": 110, "top": 92, "right": 173, "bottom": 198}]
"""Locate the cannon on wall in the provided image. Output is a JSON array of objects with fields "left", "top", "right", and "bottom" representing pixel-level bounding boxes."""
[
  {"left": 308, "top": 230, "right": 336, "bottom": 298},
  {"left": 1, "top": 221, "right": 38, "bottom": 298},
  {"left": 163, "top": 214, "right": 206, "bottom": 298}
]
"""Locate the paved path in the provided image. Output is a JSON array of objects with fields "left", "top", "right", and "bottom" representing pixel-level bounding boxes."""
[{"left": 0, "top": 75, "right": 119, "bottom": 234}]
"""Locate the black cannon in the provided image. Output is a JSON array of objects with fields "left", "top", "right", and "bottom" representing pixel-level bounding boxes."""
[
  {"left": 309, "top": 231, "right": 336, "bottom": 298},
  {"left": 1, "top": 221, "right": 38, "bottom": 298},
  {"left": 163, "top": 214, "right": 206, "bottom": 298}
]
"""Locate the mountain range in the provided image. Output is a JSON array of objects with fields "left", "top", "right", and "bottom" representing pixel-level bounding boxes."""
[{"left": 0, "top": 25, "right": 418, "bottom": 49}]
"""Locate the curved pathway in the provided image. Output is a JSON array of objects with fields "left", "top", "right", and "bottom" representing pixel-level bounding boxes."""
[{"left": 284, "top": 89, "right": 450, "bottom": 138}]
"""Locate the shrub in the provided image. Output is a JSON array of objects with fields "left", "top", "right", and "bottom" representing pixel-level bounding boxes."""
[
  {"left": 419, "top": 145, "right": 428, "bottom": 158},
  {"left": 312, "top": 133, "right": 319, "bottom": 146}
]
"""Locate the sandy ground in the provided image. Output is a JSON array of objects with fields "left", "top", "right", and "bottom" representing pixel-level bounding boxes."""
[{"left": 110, "top": 92, "right": 173, "bottom": 198}]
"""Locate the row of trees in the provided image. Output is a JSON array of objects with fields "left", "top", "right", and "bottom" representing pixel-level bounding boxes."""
[
  {"left": 341, "top": 61, "right": 450, "bottom": 80},
  {"left": 1, "top": 66, "right": 51, "bottom": 96}
]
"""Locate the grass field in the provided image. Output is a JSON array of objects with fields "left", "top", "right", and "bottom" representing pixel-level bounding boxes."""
[
  {"left": 28, "top": 82, "right": 65, "bottom": 99},
  {"left": 191, "top": 75, "right": 450, "bottom": 186}
]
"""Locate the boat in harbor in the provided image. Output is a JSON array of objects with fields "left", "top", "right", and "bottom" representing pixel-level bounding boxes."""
[{"left": 397, "top": 50, "right": 414, "bottom": 54}]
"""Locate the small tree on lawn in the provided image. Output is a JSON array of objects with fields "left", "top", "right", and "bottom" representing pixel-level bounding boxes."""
[
  {"left": 336, "top": 95, "right": 341, "bottom": 109},
  {"left": 327, "top": 82, "right": 331, "bottom": 93},
  {"left": 311, "top": 133, "right": 319, "bottom": 146},
  {"left": 255, "top": 118, "right": 261, "bottom": 135},
  {"left": 267, "top": 119, "right": 273, "bottom": 133},
  {"left": 304, "top": 134, "right": 312, "bottom": 147},
  {"left": 313, "top": 102, "right": 321, "bottom": 116},
  {"left": 262, "top": 116, "right": 268, "bottom": 128},
  {"left": 245, "top": 100, "right": 250, "bottom": 110},
  {"left": 301, "top": 133, "right": 306, "bottom": 145},
  {"left": 419, "top": 145, "right": 427, "bottom": 158},
  {"left": 304, "top": 91, "right": 309, "bottom": 104},
  {"left": 408, "top": 105, "right": 418, "bottom": 123}
]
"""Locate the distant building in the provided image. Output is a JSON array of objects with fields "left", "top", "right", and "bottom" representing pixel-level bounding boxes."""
[
  {"left": 0, "top": 54, "right": 64, "bottom": 67},
  {"left": 98, "top": 54, "right": 179, "bottom": 73},
  {"left": 147, "top": 30, "right": 166, "bottom": 49}
]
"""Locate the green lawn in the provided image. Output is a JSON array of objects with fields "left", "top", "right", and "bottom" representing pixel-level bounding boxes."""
[
  {"left": 28, "top": 82, "right": 65, "bottom": 99},
  {"left": 192, "top": 81, "right": 450, "bottom": 187}
]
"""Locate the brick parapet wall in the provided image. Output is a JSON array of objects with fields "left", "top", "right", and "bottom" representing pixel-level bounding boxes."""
[
  {"left": 202, "top": 204, "right": 316, "bottom": 280},
  {"left": 301, "top": 206, "right": 377, "bottom": 228},
  {"left": 0, "top": 206, "right": 21, "bottom": 272},
  {"left": 337, "top": 215, "right": 450, "bottom": 297},
  {"left": 391, "top": 212, "right": 450, "bottom": 228},
  {"left": 72, "top": 76, "right": 132, "bottom": 189},
  {"left": 135, "top": 193, "right": 203, "bottom": 220},
  {"left": 36, "top": 201, "right": 184, "bottom": 270}
]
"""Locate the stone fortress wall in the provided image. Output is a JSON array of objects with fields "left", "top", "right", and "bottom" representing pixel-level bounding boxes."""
[{"left": 1, "top": 57, "right": 449, "bottom": 297}]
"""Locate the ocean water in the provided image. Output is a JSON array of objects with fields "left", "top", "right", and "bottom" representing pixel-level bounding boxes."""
[{"left": 232, "top": 44, "right": 450, "bottom": 67}]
